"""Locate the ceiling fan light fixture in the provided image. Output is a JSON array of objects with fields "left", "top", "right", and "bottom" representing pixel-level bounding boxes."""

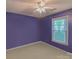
[
  {"left": 35, "top": 7, "right": 46, "bottom": 14},
  {"left": 34, "top": 0, "right": 46, "bottom": 14},
  {"left": 34, "top": 0, "right": 56, "bottom": 14}
]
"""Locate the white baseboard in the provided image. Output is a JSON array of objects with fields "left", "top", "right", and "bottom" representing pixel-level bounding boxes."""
[
  {"left": 7, "top": 41, "right": 72, "bottom": 55},
  {"left": 40, "top": 41, "right": 72, "bottom": 55},
  {"left": 7, "top": 41, "right": 42, "bottom": 52}
]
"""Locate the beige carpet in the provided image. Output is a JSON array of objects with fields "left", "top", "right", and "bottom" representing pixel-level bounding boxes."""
[{"left": 6, "top": 42, "right": 72, "bottom": 59}]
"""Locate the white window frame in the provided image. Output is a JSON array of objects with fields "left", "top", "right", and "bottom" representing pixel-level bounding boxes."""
[{"left": 52, "top": 16, "right": 68, "bottom": 45}]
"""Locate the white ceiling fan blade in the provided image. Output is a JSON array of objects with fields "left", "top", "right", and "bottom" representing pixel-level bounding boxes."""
[{"left": 46, "top": 7, "right": 56, "bottom": 10}]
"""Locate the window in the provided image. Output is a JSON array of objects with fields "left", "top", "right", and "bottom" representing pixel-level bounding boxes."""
[{"left": 52, "top": 16, "right": 68, "bottom": 45}]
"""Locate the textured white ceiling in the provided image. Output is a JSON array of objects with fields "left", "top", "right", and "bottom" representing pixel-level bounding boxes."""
[{"left": 6, "top": 0, "right": 72, "bottom": 18}]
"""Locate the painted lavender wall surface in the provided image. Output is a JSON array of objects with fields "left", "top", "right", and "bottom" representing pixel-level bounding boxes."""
[
  {"left": 40, "top": 9, "right": 72, "bottom": 52},
  {"left": 6, "top": 12, "right": 40, "bottom": 49},
  {"left": 6, "top": 9, "right": 72, "bottom": 53}
]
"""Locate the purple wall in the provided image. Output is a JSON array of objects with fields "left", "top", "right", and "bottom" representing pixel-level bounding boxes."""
[
  {"left": 40, "top": 9, "right": 72, "bottom": 53},
  {"left": 6, "top": 12, "right": 40, "bottom": 49},
  {"left": 6, "top": 9, "right": 72, "bottom": 53}
]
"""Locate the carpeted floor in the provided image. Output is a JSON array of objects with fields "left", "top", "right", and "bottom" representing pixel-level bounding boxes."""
[{"left": 6, "top": 42, "right": 72, "bottom": 59}]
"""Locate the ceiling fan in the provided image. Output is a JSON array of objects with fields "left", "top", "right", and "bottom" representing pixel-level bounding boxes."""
[
  {"left": 34, "top": 0, "right": 56, "bottom": 14},
  {"left": 19, "top": 0, "right": 56, "bottom": 15}
]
